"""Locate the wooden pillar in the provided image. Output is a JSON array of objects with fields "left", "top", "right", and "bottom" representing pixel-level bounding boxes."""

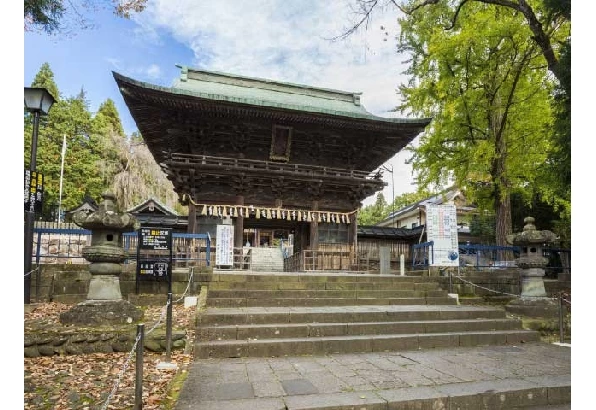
[
  {"left": 187, "top": 202, "right": 197, "bottom": 233},
  {"left": 348, "top": 211, "right": 358, "bottom": 252},
  {"left": 309, "top": 201, "right": 319, "bottom": 251},
  {"left": 234, "top": 195, "right": 244, "bottom": 249}
]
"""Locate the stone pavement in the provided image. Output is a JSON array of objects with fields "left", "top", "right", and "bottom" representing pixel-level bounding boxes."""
[{"left": 174, "top": 341, "right": 571, "bottom": 410}]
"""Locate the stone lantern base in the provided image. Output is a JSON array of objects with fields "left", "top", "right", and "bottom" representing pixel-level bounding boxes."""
[
  {"left": 60, "top": 300, "right": 143, "bottom": 326},
  {"left": 505, "top": 297, "right": 558, "bottom": 318}
]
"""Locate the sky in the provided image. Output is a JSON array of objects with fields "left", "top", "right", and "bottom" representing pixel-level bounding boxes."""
[{"left": 22, "top": 0, "right": 425, "bottom": 207}]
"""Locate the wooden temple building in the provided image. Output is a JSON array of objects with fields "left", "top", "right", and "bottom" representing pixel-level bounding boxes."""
[{"left": 113, "top": 66, "right": 430, "bottom": 267}]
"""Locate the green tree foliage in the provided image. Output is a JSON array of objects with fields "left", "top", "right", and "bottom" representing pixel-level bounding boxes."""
[
  {"left": 389, "top": 190, "right": 432, "bottom": 212},
  {"left": 359, "top": 190, "right": 433, "bottom": 226},
  {"left": 24, "top": 0, "right": 148, "bottom": 35},
  {"left": 25, "top": 62, "right": 186, "bottom": 219},
  {"left": 396, "top": 0, "right": 568, "bottom": 245},
  {"left": 358, "top": 193, "right": 388, "bottom": 225},
  {"left": 343, "top": 0, "right": 569, "bottom": 85},
  {"left": 30, "top": 62, "right": 60, "bottom": 101},
  {"left": 469, "top": 213, "right": 495, "bottom": 244},
  {"left": 93, "top": 98, "right": 125, "bottom": 136}
]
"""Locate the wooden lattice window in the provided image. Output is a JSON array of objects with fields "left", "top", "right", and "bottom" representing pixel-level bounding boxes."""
[{"left": 270, "top": 125, "right": 292, "bottom": 162}]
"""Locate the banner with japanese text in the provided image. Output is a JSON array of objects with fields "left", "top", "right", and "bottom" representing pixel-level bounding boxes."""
[{"left": 426, "top": 204, "right": 459, "bottom": 266}]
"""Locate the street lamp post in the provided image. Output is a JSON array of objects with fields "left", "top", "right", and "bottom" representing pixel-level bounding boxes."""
[{"left": 24, "top": 87, "right": 55, "bottom": 304}]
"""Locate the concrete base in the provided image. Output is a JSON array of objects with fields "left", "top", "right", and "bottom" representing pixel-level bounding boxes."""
[
  {"left": 447, "top": 293, "right": 460, "bottom": 305},
  {"left": 505, "top": 297, "right": 559, "bottom": 318},
  {"left": 87, "top": 275, "right": 123, "bottom": 300},
  {"left": 184, "top": 296, "right": 198, "bottom": 308},
  {"left": 59, "top": 299, "right": 143, "bottom": 326},
  {"left": 156, "top": 361, "right": 179, "bottom": 370}
]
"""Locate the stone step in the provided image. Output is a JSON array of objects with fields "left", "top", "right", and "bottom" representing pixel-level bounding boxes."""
[
  {"left": 198, "top": 318, "right": 524, "bottom": 341},
  {"left": 195, "top": 330, "right": 541, "bottom": 358},
  {"left": 198, "top": 272, "right": 444, "bottom": 284},
  {"left": 207, "top": 289, "right": 447, "bottom": 298},
  {"left": 281, "top": 375, "right": 570, "bottom": 410},
  {"left": 198, "top": 305, "right": 508, "bottom": 326},
  {"left": 206, "top": 280, "right": 443, "bottom": 291},
  {"left": 207, "top": 296, "right": 457, "bottom": 307}
]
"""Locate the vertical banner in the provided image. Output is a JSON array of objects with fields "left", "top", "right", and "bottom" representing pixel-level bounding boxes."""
[
  {"left": 216, "top": 224, "right": 234, "bottom": 266},
  {"left": 24, "top": 169, "right": 44, "bottom": 213},
  {"left": 426, "top": 204, "right": 459, "bottom": 266}
]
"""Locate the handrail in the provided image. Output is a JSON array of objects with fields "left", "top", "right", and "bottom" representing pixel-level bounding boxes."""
[{"left": 166, "top": 153, "right": 382, "bottom": 181}]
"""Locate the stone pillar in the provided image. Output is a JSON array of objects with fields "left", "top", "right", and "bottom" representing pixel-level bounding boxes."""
[
  {"left": 379, "top": 246, "right": 390, "bottom": 275},
  {"left": 309, "top": 201, "right": 319, "bottom": 251},
  {"left": 187, "top": 202, "right": 197, "bottom": 233},
  {"left": 234, "top": 195, "right": 244, "bottom": 249}
]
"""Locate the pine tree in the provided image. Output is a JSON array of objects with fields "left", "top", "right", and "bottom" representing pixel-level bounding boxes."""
[{"left": 30, "top": 62, "right": 60, "bottom": 101}]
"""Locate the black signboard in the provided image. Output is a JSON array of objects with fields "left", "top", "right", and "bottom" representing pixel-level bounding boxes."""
[
  {"left": 138, "top": 260, "right": 169, "bottom": 277},
  {"left": 139, "top": 227, "right": 172, "bottom": 250},
  {"left": 136, "top": 227, "right": 173, "bottom": 293},
  {"left": 24, "top": 169, "right": 44, "bottom": 213}
]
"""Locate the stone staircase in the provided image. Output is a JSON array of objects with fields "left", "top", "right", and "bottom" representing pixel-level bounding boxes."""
[
  {"left": 196, "top": 272, "right": 540, "bottom": 359},
  {"left": 248, "top": 247, "right": 284, "bottom": 272}
]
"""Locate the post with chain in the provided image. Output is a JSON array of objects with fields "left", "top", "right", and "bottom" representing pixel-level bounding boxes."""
[
  {"left": 134, "top": 324, "right": 144, "bottom": 410},
  {"left": 166, "top": 292, "right": 173, "bottom": 362},
  {"left": 558, "top": 292, "right": 564, "bottom": 344}
]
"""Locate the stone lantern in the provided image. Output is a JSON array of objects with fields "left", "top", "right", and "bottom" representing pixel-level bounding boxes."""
[
  {"left": 505, "top": 216, "right": 559, "bottom": 317},
  {"left": 60, "top": 191, "right": 143, "bottom": 325}
]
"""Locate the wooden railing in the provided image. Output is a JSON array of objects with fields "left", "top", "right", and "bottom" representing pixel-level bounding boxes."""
[{"left": 166, "top": 153, "right": 383, "bottom": 183}]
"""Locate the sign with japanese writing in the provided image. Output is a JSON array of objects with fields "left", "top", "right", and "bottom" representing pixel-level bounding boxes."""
[
  {"left": 136, "top": 227, "right": 173, "bottom": 291},
  {"left": 24, "top": 169, "right": 44, "bottom": 213},
  {"left": 138, "top": 260, "right": 169, "bottom": 277},
  {"left": 426, "top": 204, "right": 459, "bottom": 267},
  {"left": 139, "top": 228, "right": 172, "bottom": 251},
  {"left": 215, "top": 224, "right": 234, "bottom": 266}
]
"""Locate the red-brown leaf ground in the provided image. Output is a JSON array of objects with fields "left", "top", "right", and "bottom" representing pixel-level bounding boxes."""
[{"left": 25, "top": 302, "right": 196, "bottom": 409}]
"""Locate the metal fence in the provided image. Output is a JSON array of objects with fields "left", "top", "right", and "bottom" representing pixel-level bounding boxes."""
[
  {"left": 31, "top": 227, "right": 211, "bottom": 267},
  {"left": 412, "top": 242, "right": 570, "bottom": 276}
]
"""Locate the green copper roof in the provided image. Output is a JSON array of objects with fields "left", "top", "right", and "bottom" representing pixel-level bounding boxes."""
[{"left": 115, "top": 66, "right": 430, "bottom": 125}]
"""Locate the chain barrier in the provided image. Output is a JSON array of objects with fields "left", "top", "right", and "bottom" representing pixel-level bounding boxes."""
[
  {"left": 24, "top": 266, "right": 39, "bottom": 277},
  {"left": 451, "top": 270, "right": 559, "bottom": 301},
  {"left": 100, "top": 333, "right": 142, "bottom": 410},
  {"left": 98, "top": 266, "right": 195, "bottom": 409},
  {"left": 450, "top": 269, "right": 571, "bottom": 344}
]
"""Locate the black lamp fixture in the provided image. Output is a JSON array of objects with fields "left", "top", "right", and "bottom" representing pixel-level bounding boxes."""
[
  {"left": 24, "top": 87, "right": 55, "bottom": 304},
  {"left": 24, "top": 87, "right": 55, "bottom": 115}
]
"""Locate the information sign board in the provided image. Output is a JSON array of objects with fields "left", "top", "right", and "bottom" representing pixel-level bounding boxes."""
[
  {"left": 139, "top": 227, "right": 171, "bottom": 251},
  {"left": 136, "top": 227, "right": 173, "bottom": 293},
  {"left": 215, "top": 225, "right": 234, "bottom": 266},
  {"left": 426, "top": 204, "right": 459, "bottom": 267}
]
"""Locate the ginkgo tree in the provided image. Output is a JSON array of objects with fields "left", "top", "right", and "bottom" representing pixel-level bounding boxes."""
[{"left": 396, "top": 0, "right": 569, "bottom": 245}]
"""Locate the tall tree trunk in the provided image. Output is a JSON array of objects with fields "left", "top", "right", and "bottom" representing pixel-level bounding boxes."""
[
  {"left": 494, "top": 189, "right": 512, "bottom": 247},
  {"left": 490, "top": 98, "right": 512, "bottom": 247}
]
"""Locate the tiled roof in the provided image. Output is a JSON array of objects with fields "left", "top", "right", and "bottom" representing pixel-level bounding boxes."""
[
  {"left": 127, "top": 197, "right": 180, "bottom": 216},
  {"left": 357, "top": 225, "right": 425, "bottom": 239}
]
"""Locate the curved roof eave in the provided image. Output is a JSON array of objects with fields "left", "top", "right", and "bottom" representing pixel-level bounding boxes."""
[{"left": 113, "top": 71, "right": 432, "bottom": 128}]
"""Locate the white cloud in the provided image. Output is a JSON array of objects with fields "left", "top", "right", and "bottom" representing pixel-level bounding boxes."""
[
  {"left": 146, "top": 64, "right": 162, "bottom": 79},
  {"left": 135, "top": 0, "right": 420, "bottom": 201},
  {"left": 140, "top": 1, "right": 410, "bottom": 112}
]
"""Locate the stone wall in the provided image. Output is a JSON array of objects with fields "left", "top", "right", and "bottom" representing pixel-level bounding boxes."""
[
  {"left": 24, "top": 327, "right": 187, "bottom": 358},
  {"left": 432, "top": 268, "right": 571, "bottom": 299},
  {"left": 29, "top": 264, "right": 209, "bottom": 303}
]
